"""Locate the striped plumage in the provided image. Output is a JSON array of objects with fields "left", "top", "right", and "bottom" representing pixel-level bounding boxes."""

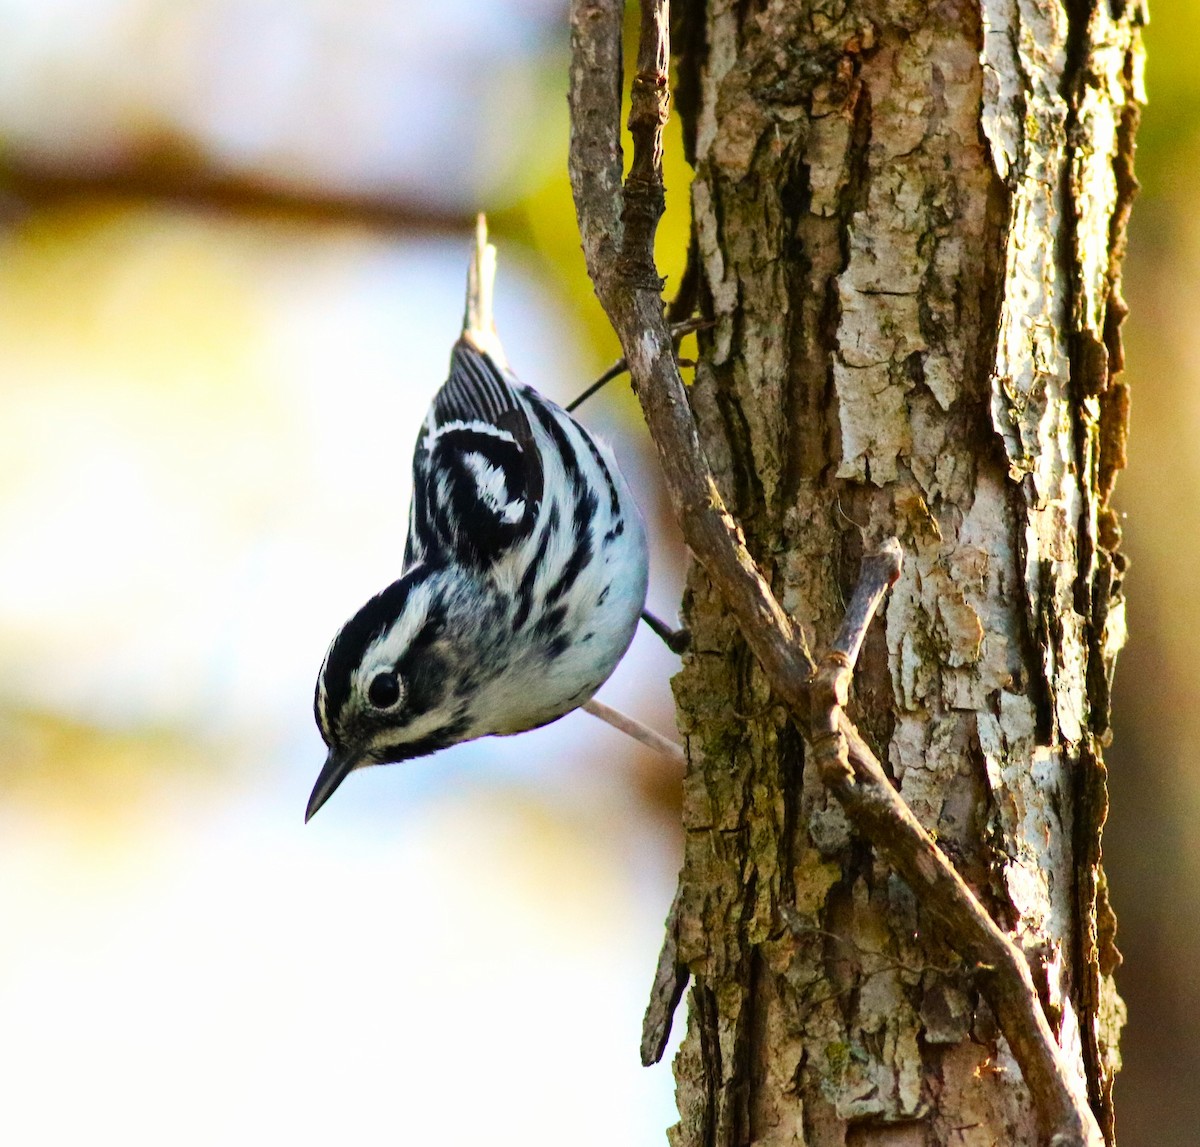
[{"left": 307, "top": 324, "right": 649, "bottom": 822}]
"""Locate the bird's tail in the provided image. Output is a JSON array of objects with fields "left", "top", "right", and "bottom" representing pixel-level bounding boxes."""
[{"left": 462, "top": 214, "right": 508, "bottom": 368}]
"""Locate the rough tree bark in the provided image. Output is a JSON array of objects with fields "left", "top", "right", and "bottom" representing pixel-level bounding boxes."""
[
  {"left": 648, "top": 1, "right": 1143, "bottom": 1143},
  {"left": 571, "top": 0, "right": 1144, "bottom": 1143}
]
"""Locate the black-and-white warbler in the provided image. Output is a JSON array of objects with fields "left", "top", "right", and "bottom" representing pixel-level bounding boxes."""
[{"left": 306, "top": 220, "right": 654, "bottom": 821}]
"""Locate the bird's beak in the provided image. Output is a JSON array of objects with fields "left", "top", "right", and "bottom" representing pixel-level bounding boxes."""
[{"left": 305, "top": 748, "right": 361, "bottom": 823}]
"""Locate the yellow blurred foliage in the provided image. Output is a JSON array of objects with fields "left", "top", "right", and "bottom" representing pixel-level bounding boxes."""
[
  {"left": 0, "top": 203, "right": 268, "bottom": 390},
  {"left": 0, "top": 706, "right": 212, "bottom": 827}
]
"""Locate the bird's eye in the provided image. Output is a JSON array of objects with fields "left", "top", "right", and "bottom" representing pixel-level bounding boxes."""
[{"left": 367, "top": 671, "right": 402, "bottom": 709}]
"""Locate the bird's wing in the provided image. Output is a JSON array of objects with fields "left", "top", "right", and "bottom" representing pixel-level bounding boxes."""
[{"left": 406, "top": 337, "right": 544, "bottom": 569}]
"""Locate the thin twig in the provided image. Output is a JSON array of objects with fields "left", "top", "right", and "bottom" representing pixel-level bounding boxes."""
[
  {"left": 582, "top": 698, "right": 686, "bottom": 764},
  {"left": 566, "top": 3, "right": 1102, "bottom": 1144}
]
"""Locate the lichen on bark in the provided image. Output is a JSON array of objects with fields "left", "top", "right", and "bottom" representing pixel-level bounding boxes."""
[{"left": 667, "top": 0, "right": 1143, "bottom": 1142}]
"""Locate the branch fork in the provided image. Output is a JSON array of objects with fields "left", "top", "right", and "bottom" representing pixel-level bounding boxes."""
[
  {"left": 812, "top": 539, "right": 903, "bottom": 786},
  {"left": 567, "top": 2, "right": 1103, "bottom": 1144}
]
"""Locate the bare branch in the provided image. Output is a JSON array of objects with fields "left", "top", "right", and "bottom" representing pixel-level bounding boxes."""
[
  {"left": 566, "top": 2, "right": 1103, "bottom": 1144},
  {"left": 567, "top": 0, "right": 625, "bottom": 275},
  {"left": 568, "top": 1, "right": 817, "bottom": 695}
]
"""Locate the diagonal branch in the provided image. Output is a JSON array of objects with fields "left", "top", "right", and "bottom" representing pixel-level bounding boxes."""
[{"left": 566, "top": 2, "right": 1102, "bottom": 1145}]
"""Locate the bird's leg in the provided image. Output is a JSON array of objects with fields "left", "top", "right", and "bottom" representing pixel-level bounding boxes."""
[
  {"left": 565, "top": 318, "right": 712, "bottom": 412},
  {"left": 641, "top": 609, "right": 691, "bottom": 654},
  {"left": 581, "top": 699, "right": 685, "bottom": 764}
]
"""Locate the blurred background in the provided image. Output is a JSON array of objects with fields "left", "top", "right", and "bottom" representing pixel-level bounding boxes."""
[{"left": 0, "top": 1, "right": 1190, "bottom": 1144}]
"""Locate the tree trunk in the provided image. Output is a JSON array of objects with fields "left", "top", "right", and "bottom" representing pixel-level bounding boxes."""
[{"left": 665, "top": 1, "right": 1142, "bottom": 1143}]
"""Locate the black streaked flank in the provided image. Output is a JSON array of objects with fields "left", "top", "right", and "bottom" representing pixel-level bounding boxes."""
[
  {"left": 543, "top": 488, "right": 597, "bottom": 606},
  {"left": 529, "top": 399, "right": 584, "bottom": 494},
  {"left": 534, "top": 604, "right": 567, "bottom": 638},
  {"left": 513, "top": 504, "right": 558, "bottom": 630},
  {"left": 529, "top": 395, "right": 599, "bottom": 608},
  {"left": 580, "top": 431, "right": 622, "bottom": 519}
]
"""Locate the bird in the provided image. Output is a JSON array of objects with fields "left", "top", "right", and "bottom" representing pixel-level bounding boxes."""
[{"left": 306, "top": 218, "right": 651, "bottom": 821}]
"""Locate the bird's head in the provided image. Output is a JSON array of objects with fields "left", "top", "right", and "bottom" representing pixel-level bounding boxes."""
[{"left": 307, "top": 566, "right": 473, "bottom": 822}]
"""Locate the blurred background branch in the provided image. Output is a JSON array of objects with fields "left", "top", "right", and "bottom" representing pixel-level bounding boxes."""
[{"left": 0, "top": 156, "right": 474, "bottom": 230}]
